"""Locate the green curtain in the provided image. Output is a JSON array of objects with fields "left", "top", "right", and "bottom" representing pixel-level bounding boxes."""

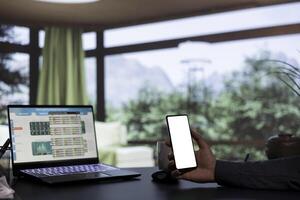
[{"left": 37, "top": 27, "right": 88, "bottom": 105}]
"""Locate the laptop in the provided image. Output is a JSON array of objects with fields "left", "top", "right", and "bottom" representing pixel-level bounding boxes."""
[{"left": 7, "top": 105, "right": 141, "bottom": 184}]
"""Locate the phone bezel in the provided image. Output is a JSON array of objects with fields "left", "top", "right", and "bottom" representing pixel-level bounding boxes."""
[{"left": 166, "top": 114, "right": 197, "bottom": 170}]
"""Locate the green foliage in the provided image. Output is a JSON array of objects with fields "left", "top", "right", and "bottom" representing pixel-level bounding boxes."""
[
  {"left": 122, "top": 87, "right": 189, "bottom": 140},
  {"left": 212, "top": 145, "right": 266, "bottom": 160},
  {"left": 107, "top": 51, "right": 300, "bottom": 160},
  {"left": 221, "top": 52, "right": 300, "bottom": 140}
]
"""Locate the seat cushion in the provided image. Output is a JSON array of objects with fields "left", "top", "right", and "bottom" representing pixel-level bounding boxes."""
[
  {"left": 116, "top": 160, "right": 155, "bottom": 168},
  {"left": 115, "top": 146, "right": 153, "bottom": 163},
  {"left": 99, "top": 146, "right": 154, "bottom": 167},
  {"left": 94, "top": 121, "right": 127, "bottom": 147}
]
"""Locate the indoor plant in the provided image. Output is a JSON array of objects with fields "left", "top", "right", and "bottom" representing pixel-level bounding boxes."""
[{"left": 265, "top": 59, "right": 300, "bottom": 159}]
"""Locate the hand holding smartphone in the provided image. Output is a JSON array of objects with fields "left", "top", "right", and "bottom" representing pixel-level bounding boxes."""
[{"left": 166, "top": 115, "right": 197, "bottom": 170}]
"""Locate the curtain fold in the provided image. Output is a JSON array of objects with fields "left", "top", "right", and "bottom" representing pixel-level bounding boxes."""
[{"left": 37, "top": 27, "right": 88, "bottom": 105}]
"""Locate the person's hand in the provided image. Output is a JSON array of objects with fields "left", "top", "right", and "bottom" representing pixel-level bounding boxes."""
[{"left": 165, "top": 129, "right": 216, "bottom": 183}]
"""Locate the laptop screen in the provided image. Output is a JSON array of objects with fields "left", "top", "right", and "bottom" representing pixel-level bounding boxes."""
[{"left": 8, "top": 106, "right": 98, "bottom": 164}]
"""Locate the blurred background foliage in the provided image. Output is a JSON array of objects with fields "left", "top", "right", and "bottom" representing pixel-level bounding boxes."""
[
  {"left": 0, "top": 25, "right": 28, "bottom": 124},
  {"left": 107, "top": 51, "right": 300, "bottom": 161}
]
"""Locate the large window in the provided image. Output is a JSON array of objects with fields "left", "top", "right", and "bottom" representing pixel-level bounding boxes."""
[
  {"left": 103, "top": 3, "right": 300, "bottom": 160},
  {"left": 105, "top": 34, "right": 300, "bottom": 159}
]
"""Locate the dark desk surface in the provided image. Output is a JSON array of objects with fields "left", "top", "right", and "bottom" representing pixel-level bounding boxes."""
[{"left": 12, "top": 167, "right": 299, "bottom": 200}]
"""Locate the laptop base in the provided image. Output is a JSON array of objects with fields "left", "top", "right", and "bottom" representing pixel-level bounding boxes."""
[{"left": 21, "top": 168, "right": 141, "bottom": 184}]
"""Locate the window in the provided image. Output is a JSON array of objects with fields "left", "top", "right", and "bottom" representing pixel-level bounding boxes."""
[
  {"left": 39, "top": 30, "right": 45, "bottom": 48},
  {"left": 0, "top": 53, "right": 29, "bottom": 124},
  {"left": 103, "top": 2, "right": 300, "bottom": 160},
  {"left": 84, "top": 57, "right": 96, "bottom": 106},
  {"left": 1, "top": 53, "right": 29, "bottom": 103},
  {"left": 0, "top": 24, "right": 30, "bottom": 124},
  {"left": 0, "top": 25, "right": 29, "bottom": 45},
  {"left": 83, "top": 32, "right": 96, "bottom": 50},
  {"left": 105, "top": 33, "right": 300, "bottom": 159}
]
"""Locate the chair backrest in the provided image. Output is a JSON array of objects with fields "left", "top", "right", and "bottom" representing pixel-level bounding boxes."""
[{"left": 94, "top": 121, "right": 127, "bottom": 148}]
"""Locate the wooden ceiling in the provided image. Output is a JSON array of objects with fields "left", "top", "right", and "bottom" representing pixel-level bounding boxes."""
[{"left": 0, "top": 0, "right": 298, "bottom": 28}]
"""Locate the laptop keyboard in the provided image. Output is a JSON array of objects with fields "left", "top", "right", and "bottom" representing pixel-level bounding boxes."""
[{"left": 21, "top": 164, "right": 119, "bottom": 177}]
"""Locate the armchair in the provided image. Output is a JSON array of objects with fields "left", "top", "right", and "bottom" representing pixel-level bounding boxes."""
[{"left": 94, "top": 121, "right": 154, "bottom": 167}]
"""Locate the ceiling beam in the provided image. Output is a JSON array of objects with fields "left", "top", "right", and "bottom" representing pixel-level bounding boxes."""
[
  {"left": 0, "top": 1, "right": 298, "bottom": 30},
  {"left": 104, "top": 1, "right": 300, "bottom": 29}
]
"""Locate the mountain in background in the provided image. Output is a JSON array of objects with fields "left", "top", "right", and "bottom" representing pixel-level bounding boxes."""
[{"left": 105, "top": 56, "right": 174, "bottom": 107}]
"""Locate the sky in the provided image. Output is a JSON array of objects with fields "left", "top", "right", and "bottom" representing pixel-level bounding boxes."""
[{"left": 118, "top": 34, "right": 300, "bottom": 86}]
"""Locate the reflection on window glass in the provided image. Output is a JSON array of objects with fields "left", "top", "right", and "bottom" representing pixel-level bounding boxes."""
[
  {"left": 0, "top": 53, "right": 29, "bottom": 124},
  {"left": 83, "top": 32, "right": 96, "bottom": 50},
  {"left": 105, "top": 34, "right": 300, "bottom": 160},
  {"left": 104, "top": 2, "right": 300, "bottom": 47},
  {"left": 84, "top": 57, "right": 96, "bottom": 106},
  {"left": 0, "top": 25, "right": 29, "bottom": 45}
]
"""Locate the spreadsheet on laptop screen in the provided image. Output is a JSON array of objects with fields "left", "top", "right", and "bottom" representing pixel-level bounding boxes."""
[{"left": 8, "top": 107, "right": 98, "bottom": 163}]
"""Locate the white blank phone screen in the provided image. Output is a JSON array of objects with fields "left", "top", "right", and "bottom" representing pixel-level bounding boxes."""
[{"left": 167, "top": 115, "right": 196, "bottom": 169}]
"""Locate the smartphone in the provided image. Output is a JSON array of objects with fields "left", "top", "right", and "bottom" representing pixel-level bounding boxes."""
[{"left": 166, "top": 115, "right": 197, "bottom": 170}]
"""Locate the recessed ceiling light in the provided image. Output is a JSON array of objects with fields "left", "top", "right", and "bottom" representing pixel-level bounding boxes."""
[{"left": 35, "top": 0, "right": 99, "bottom": 4}]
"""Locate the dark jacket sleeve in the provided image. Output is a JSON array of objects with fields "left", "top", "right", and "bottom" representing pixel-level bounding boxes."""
[{"left": 215, "top": 156, "right": 300, "bottom": 190}]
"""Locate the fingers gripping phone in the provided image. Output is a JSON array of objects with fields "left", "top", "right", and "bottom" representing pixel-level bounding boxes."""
[{"left": 166, "top": 115, "right": 197, "bottom": 170}]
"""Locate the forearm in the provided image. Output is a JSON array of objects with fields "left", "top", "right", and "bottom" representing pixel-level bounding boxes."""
[{"left": 215, "top": 156, "right": 300, "bottom": 190}]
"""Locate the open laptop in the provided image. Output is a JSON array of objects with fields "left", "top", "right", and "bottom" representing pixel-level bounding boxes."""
[{"left": 7, "top": 105, "right": 140, "bottom": 184}]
